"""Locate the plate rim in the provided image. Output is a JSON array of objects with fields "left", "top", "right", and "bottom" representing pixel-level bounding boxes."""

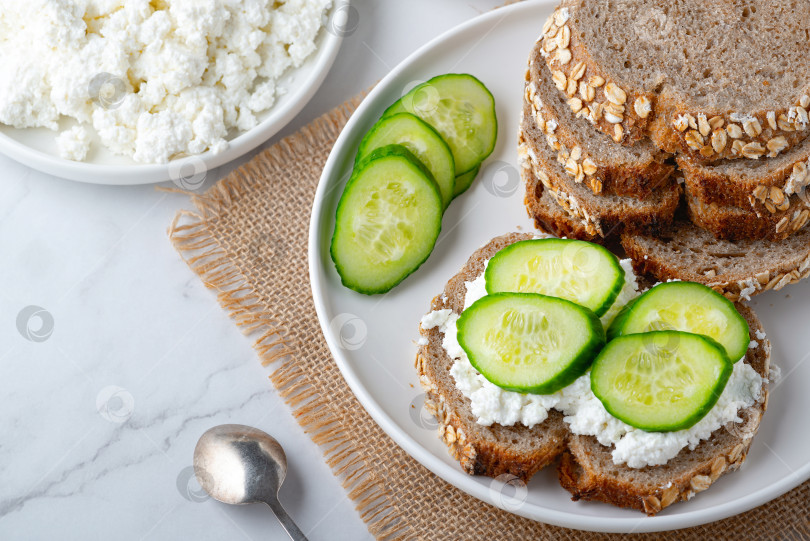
[
  {"left": 308, "top": 0, "right": 810, "bottom": 533},
  {"left": 0, "top": 1, "right": 347, "bottom": 185}
]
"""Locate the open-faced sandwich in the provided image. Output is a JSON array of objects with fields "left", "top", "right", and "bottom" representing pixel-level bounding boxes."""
[{"left": 416, "top": 233, "right": 771, "bottom": 515}]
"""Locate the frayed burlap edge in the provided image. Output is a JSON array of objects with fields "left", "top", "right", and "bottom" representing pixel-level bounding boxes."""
[{"left": 168, "top": 96, "right": 412, "bottom": 540}]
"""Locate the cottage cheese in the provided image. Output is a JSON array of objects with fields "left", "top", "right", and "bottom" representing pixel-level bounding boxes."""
[
  {"left": 0, "top": 0, "right": 331, "bottom": 163},
  {"left": 56, "top": 125, "right": 92, "bottom": 161},
  {"left": 423, "top": 256, "right": 638, "bottom": 428},
  {"left": 420, "top": 256, "right": 765, "bottom": 468}
]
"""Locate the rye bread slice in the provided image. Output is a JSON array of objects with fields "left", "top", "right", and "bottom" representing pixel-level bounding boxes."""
[
  {"left": 524, "top": 168, "right": 600, "bottom": 242},
  {"left": 685, "top": 191, "right": 787, "bottom": 241},
  {"left": 622, "top": 220, "right": 810, "bottom": 301},
  {"left": 415, "top": 233, "right": 568, "bottom": 482},
  {"left": 519, "top": 101, "right": 681, "bottom": 238},
  {"left": 559, "top": 305, "right": 770, "bottom": 515},
  {"left": 679, "top": 147, "right": 810, "bottom": 240},
  {"left": 525, "top": 42, "right": 674, "bottom": 197},
  {"left": 539, "top": 1, "right": 810, "bottom": 162}
]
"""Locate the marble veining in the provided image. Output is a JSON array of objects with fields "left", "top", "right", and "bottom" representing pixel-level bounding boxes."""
[{"left": 0, "top": 2, "right": 505, "bottom": 539}]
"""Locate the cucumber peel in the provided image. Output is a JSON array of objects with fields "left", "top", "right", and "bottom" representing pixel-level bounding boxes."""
[
  {"left": 591, "top": 331, "right": 733, "bottom": 432},
  {"left": 356, "top": 113, "right": 456, "bottom": 209},
  {"left": 452, "top": 164, "right": 480, "bottom": 198},
  {"left": 330, "top": 144, "right": 442, "bottom": 294},
  {"left": 485, "top": 239, "right": 625, "bottom": 317},
  {"left": 383, "top": 73, "right": 497, "bottom": 175},
  {"left": 457, "top": 293, "right": 605, "bottom": 394},
  {"left": 607, "top": 281, "right": 750, "bottom": 361}
]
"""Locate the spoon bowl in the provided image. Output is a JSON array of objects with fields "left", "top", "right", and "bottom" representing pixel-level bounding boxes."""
[{"left": 194, "top": 424, "right": 308, "bottom": 540}]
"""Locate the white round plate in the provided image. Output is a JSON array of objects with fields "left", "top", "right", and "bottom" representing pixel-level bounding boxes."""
[
  {"left": 309, "top": 1, "right": 810, "bottom": 533},
  {"left": 0, "top": 2, "right": 348, "bottom": 185}
]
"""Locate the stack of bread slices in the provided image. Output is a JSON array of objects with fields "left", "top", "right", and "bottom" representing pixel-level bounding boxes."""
[{"left": 519, "top": 0, "right": 810, "bottom": 302}]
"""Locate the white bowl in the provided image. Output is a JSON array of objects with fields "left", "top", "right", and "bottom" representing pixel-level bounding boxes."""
[{"left": 0, "top": 1, "right": 349, "bottom": 185}]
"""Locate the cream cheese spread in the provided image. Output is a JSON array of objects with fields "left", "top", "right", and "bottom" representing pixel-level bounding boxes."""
[{"left": 420, "top": 254, "right": 764, "bottom": 468}]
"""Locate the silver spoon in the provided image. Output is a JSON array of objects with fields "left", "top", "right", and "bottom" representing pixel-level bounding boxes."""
[{"left": 193, "top": 424, "right": 308, "bottom": 541}]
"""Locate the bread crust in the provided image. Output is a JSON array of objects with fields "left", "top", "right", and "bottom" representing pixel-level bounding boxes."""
[
  {"left": 524, "top": 163, "right": 810, "bottom": 299},
  {"left": 558, "top": 304, "right": 769, "bottom": 515},
  {"left": 416, "top": 234, "right": 771, "bottom": 515},
  {"left": 685, "top": 192, "right": 779, "bottom": 241},
  {"left": 525, "top": 45, "right": 675, "bottom": 198},
  {"left": 540, "top": 4, "right": 653, "bottom": 147},
  {"left": 415, "top": 233, "right": 568, "bottom": 482},
  {"left": 558, "top": 430, "right": 753, "bottom": 515},
  {"left": 519, "top": 102, "right": 680, "bottom": 238},
  {"left": 679, "top": 154, "right": 810, "bottom": 240},
  {"left": 524, "top": 177, "right": 600, "bottom": 242},
  {"left": 542, "top": 2, "right": 810, "bottom": 163}
]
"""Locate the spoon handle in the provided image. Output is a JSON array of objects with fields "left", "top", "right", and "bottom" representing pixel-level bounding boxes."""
[{"left": 265, "top": 497, "right": 309, "bottom": 541}]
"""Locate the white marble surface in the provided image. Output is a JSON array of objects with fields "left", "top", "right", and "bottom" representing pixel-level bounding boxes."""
[{"left": 0, "top": 1, "right": 503, "bottom": 539}]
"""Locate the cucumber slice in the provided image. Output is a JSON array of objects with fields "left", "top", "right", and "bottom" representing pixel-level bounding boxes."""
[
  {"left": 330, "top": 144, "right": 442, "bottom": 294},
  {"left": 457, "top": 293, "right": 605, "bottom": 394},
  {"left": 357, "top": 113, "right": 455, "bottom": 209},
  {"left": 591, "top": 331, "right": 732, "bottom": 432},
  {"left": 607, "top": 281, "right": 750, "bottom": 361},
  {"left": 453, "top": 164, "right": 480, "bottom": 198},
  {"left": 383, "top": 74, "right": 497, "bottom": 176},
  {"left": 485, "top": 239, "right": 625, "bottom": 317}
]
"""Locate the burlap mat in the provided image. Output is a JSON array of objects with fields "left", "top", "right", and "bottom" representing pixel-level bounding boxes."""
[{"left": 168, "top": 93, "right": 809, "bottom": 539}]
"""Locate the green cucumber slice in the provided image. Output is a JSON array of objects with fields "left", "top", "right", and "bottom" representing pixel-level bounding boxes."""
[
  {"left": 453, "top": 164, "right": 480, "bottom": 198},
  {"left": 457, "top": 293, "right": 605, "bottom": 394},
  {"left": 356, "top": 113, "right": 456, "bottom": 209},
  {"left": 383, "top": 74, "right": 497, "bottom": 176},
  {"left": 607, "top": 281, "right": 750, "bottom": 361},
  {"left": 591, "top": 331, "right": 732, "bottom": 432},
  {"left": 485, "top": 239, "right": 625, "bottom": 317},
  {"left": 330, "top": 144, "right": 442, "bottom": 294}
]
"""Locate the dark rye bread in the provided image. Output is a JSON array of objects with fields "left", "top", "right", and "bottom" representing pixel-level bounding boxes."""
[
  {"left": 524, "top": 169, "right": 600, "bottom": 242},
  {"left": 416, "top": 234, "right": 771, "bottom": 515},
  {"left": 622, "top": 220, "right": 810, "bottom": 301},
  {"left": 679, "top": 148, "right": 810, "bottom": 240},
  {"left": 689, "top": 197, "right": 810, "bottom": 243},
  {"left": 684, "top": 191, "right": 789, "bottom": 241},
  {"left": 540, "top": 1, "right": 810, "bottom": 162},
  {"left": 525, "top": 165, "right": 810, "bottom": 297},
  {"left": 559, "top": 304, "right": 770, "bottom": 515},
  {"left": 524, "top": 42, "right": 674, "bottom": 198},
  {"left": 519, "top": 101, "right": 680, "bottom": 238},
  {"left": 415, "top": 233, "right": 568, "bottom": 482}
]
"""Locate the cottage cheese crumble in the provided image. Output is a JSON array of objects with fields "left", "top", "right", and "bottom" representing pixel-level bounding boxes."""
[
  {"left": 0, "top": 0, "right": 331, "bottom": 163},
  {"left": 56, "top": 125, "right": 91, "bottom": 161},
  {"left": 420, "top": 254, "right": 764, "bottom": 468}
]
